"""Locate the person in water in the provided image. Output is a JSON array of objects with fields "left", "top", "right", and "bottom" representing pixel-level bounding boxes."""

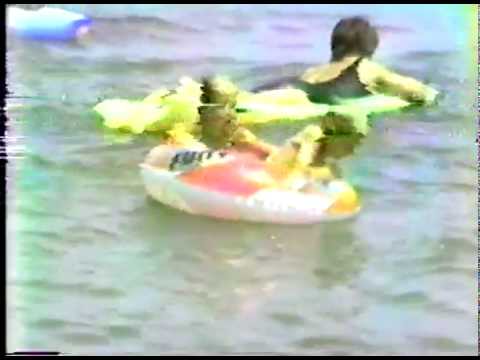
[
  {"left": 197, "top": 75, "right": 364, "bottom": 173},
  {"left": 194, "top": 78, "right": 339, "bottom": 182},
  {"left": 191, "top": 17, "right": 440, "bottom": 176},
  {"left": 255, "top": 16, "right": 438, "bottom": 105}
]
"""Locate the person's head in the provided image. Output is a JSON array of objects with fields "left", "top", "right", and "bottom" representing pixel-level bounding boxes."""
[
  {"left": 198, "top": 105, "right": 238, "bottom": 147},
  {"left": 200, "top": 76, "right": 238, "bottom": 108},
  {"left": 198, "top": 77, "right": 239, "bottom": 148},
  {"left": 330, "top": 17, "right": 379, "bottom": 61}
]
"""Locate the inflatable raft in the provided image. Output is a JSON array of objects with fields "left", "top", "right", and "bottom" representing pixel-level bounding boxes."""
[
  {"left": 7, "top": 6, "right": 92, "bottom": 41},
  {"left": 140, "top": 144, "right": 361, "bottom": 224},
  {"left": 93, "top": 76, "right": 430, "bottom": 137}
]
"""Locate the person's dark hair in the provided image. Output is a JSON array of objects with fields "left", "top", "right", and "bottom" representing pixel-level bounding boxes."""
[{"left": 330, "top": 17, "right": 379, "bottom": 61}]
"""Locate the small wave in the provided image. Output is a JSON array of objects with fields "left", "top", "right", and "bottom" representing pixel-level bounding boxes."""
[
  {"left": 91, "top": 16, "right": 204, "bottom": 33},
  {"left": 270, "top": 24, "right": 306, "bottom": 34},
  {"left": 412, "top": 336, "right": 477, "bottom": 354},
  {"left": 105, "top": 324, "right": 142, "bottom": 339},
  {"left": 294, "top": 336, "right": 373, "bottom": 353},
  {"left": 87, "top": 287, "right": 125, "bottom": 299},
  {"left": 60, "top": 332, "right": 110, "bottom": 346}
]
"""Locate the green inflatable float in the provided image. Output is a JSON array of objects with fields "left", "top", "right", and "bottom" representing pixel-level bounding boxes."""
[{"left": 93, "top": 74, "right": 437, "bottom": 137}]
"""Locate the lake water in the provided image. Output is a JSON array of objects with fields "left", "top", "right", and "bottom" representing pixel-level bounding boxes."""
[{"left": 6, "top": 4, "right": 478, "bottom": 355}]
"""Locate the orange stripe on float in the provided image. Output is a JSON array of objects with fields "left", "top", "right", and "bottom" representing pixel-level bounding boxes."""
[{"left": 178, "top": 159, "right": 266, "bottom": 197}]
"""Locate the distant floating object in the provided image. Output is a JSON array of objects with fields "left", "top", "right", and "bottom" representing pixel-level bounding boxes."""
[{"left": 7, "top": 6, "right": 92, "bottom": 41}]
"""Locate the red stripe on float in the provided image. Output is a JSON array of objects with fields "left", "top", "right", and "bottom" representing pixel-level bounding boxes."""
[{"left": 178, "top": 156, "right": 267, "bottom": 197}]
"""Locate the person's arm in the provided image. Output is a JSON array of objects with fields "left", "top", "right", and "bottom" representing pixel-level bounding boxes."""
[
  {"left": 230, "top": 127, "right": 277, "bottom": 155},
  {"left": 266, "top": 125, "right": 324, "bottom": 169},
  {"left": 357, "top": 59, "right": 439, "bottom": 104}
]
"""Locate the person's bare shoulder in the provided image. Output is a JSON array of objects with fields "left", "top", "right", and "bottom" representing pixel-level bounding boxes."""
[{"left": 301, "top": 56, "right": 359, "bottom": 84}]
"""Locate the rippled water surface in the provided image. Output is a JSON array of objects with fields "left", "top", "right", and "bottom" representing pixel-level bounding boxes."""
[{"left": 6, "top": 4, "right": 477, "bottom": 355}]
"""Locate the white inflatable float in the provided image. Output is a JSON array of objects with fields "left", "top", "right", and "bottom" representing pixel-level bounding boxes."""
[{"left": 140, "top": 145, "right": 361, "bottom": 224}]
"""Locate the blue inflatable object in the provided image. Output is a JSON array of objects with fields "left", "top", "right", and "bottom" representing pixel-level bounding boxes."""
[{"left": 7, "top": 6, "right": 92, "bottom": 41}]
